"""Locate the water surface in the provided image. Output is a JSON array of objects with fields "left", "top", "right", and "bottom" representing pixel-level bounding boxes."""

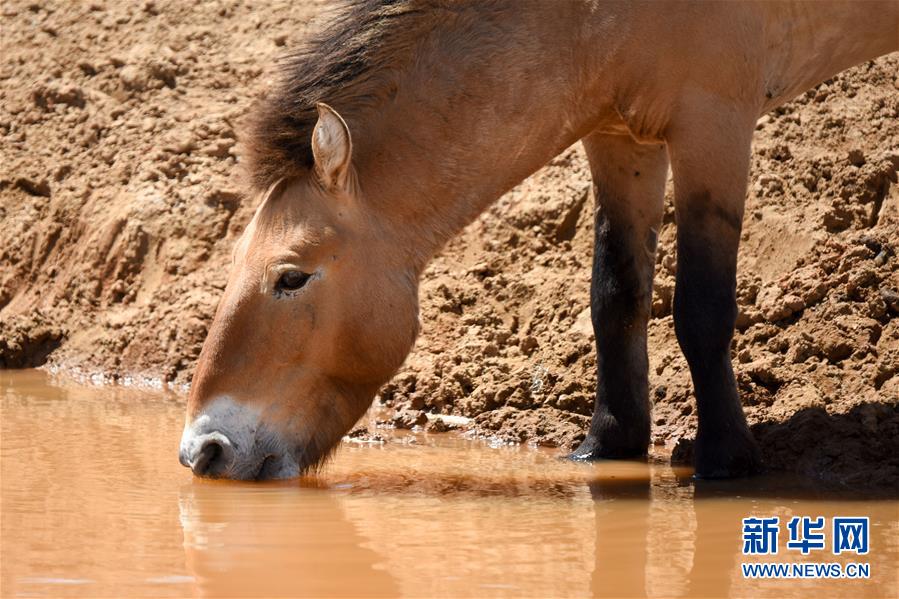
[{"left": 1, "top": 370, "right": 896, "bottom": 598}]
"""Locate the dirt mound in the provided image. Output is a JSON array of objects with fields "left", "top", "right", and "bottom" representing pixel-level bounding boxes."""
[
  {"left": 1, "top": 0, "right": 318, "bottom": 382},
  {"left": 1, "top": 2, "right": 897, "bottom": 486}
]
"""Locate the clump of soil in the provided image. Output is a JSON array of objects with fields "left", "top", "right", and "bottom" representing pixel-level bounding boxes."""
[
  {"left": 1, "top": 2, "right": 897, "bottom": 487},
  {"left": 0, "top": 312, "right": 65, "bottom": 368}
]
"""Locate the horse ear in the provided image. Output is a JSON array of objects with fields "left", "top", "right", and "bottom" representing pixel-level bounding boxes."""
[{"left": 311, "top": 103, "right": 352, "bottom": 190}]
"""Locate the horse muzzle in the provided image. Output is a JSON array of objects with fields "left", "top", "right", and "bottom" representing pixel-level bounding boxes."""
[{"left": 179, "top": 396, "right": 300, "bottom": 480}]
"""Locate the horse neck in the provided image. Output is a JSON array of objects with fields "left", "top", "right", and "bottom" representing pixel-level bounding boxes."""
[
  {"left": 349, "top": 4, "right": 606, "bottom": 272},
  {"left": 761, "top": 1, "right": 899, "bottom": 109},
  {"left": 345, "top": 1, "right": 897, "bottom": 271}
]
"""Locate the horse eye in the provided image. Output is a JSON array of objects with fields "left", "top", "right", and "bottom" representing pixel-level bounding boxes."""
[{"left": 276, "top": 270, "right": 311, "bottom": 293}]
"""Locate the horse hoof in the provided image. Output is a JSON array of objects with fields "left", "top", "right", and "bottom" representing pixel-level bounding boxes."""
[
  {"left": 568, "top": 436, "right": 649, "bottom": 461},
  {"left": 692, "top": 432, "right": 763, "bottom": 479}
]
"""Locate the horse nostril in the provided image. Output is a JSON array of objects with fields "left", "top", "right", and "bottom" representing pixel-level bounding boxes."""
[
  {"left": 181, "top": 428, "right": 237, "bottom": 478},
  {"left": 191, "top": 439, "right": 225, "bottom": 476}
]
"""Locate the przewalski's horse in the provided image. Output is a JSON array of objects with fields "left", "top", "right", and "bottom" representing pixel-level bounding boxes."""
[{"left": 179, "top": 0, "right": 898, "bottom": 480}]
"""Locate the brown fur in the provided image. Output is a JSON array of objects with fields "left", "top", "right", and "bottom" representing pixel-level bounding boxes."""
[{"left": 184, "top": 1, "right": 899, "bottom": 480}]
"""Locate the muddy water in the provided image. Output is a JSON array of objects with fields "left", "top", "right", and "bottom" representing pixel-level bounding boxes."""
[{"left": 1, "top": 370, "right": 897, "bottom": 598}]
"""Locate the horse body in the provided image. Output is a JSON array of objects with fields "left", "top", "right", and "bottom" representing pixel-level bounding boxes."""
[{"left": 179, "top": 0, "right": 899, "bottom": 479}]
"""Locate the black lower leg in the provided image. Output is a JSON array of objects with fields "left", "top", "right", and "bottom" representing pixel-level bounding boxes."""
[
  {"left": 572, "top": 204, "right": 654, "bottom": 459},
  {"left": 674, "top": 205, "right": 761, "bottom": 478}
]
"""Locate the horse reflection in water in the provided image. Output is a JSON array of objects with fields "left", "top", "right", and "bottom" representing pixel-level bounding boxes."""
[
  {"left": 178, "top": 481, "right": 399, "bottom": 598},
  {"left": 178, "top": 459, "right": 897, "bottom": 598},
  {"left": 589, "top": 472, "right": 734, "bottom": 599},
  {"left": 173, "top": 460, "right": 670, "bottom": 597}
]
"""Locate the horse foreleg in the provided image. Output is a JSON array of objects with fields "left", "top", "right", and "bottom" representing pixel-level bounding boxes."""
[
  {"left": 667, "top": 108, "right": 762, "bottom": 478},
  {"left": 571, "top": 133, "right": 668, "bottom": 460}
]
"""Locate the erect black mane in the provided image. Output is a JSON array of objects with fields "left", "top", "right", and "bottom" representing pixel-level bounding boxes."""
[{"left": 244, "top": 0, "right": 434, "bottom": 192}]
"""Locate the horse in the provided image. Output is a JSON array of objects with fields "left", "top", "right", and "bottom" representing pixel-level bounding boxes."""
[{"left": 178, "top": 0, "right": 898, "bottom": 480}]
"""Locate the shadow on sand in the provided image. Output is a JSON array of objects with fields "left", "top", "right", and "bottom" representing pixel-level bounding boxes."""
[{"left": 672, "top": 401, "right": 899, "bottom": 490}]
